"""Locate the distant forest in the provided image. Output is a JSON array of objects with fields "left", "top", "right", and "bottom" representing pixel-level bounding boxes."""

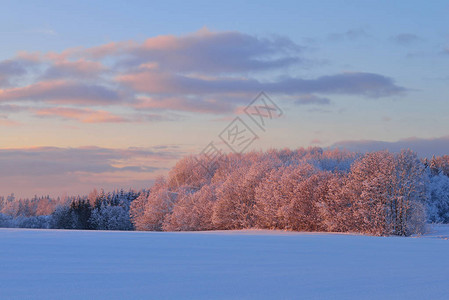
[{"left": 1, "top": 148, "right": 449, "bottom": 236}]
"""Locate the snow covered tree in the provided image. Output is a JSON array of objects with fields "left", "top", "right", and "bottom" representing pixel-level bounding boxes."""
[
  {"left": 390, "top": 150, "right": 428, "bottom": 235},
  {"left": 318, "top": 173, "right": 356, "bottom": 232},
  {"left": 36, "top": 196, "right": 56, "bottom": 215},
  {"left": 0, "top": 213, "right": 13, "bottom": 228},
  {"left": 346, "top": 150, "right": 427, "bottom": 236},
  {"left": 90, "top": 204, "right": 133, "bottom": 230},
  {"left": 213, "top": 153, "right": 280, "bottom": 229},
  {"left": 254, "top": 167, "right": 289, "bottom": 229},
  {"left": 14, "top": 215, "right": 50, "bottom": 229},
  {"left": 346, "top": 151, "right": 396, "bottom": 235},
  {"left": 309, "top": 148, "right": 359, "bottom": 173},
  {"left": 50, "top": 205, "right": 74, "bottom": 229},
  {"left": 129, "top": 190, "right": 150, "bottom": 230},
  {"left": 163, "top": 185, "right": 216, "bottom": 231},
  {"left": 130, "top": 177, "right": 177, "bottom": 231},
  {"left": 427, "top": 173, "right": 449, "bottom": 223},
  {"left": 254, "top": 163, "right": 322, "bottom": 230},
  {"left": 69, "top": 199, "right": 92, "bottom": 229}
]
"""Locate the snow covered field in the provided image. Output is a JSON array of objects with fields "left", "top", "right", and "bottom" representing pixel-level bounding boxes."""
[{"left": 1, "top": 228, "right": 449, "bottom": 300}]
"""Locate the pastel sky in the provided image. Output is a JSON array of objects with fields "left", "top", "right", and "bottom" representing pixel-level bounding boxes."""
[{"left": 1, "top": 0, "right": 448, "bottom": 198}]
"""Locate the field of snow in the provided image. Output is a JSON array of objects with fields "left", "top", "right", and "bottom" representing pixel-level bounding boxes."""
[{"left": 1, "top": 227, "right": 449, "bottom": 300}]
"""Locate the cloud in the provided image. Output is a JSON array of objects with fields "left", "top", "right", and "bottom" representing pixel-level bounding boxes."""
[
  {"left": 0, "top": 59, "right": 28, "bottom": 87},
  {"left": 333, "top": 135, "right": 449, "bottom": 157},
  {"left": 42, "top": 59, "right": 106, "bottom": 79},
  {"left": 0, "top": 80, "right": 123, "bottom": 105},
  {"left": 34, "top": 107, "right": 127, "bottom": 123},
  {"left": 277, "top": 72, "right": 405, "bottom": 97},
  {"left": 0, "top": 146, "right": 180, "bottom": 176},
  {"left": 0, "top": 146, "right": 183, "bottom": 197},
  {"left": 0, "top": 104, "right": 25, "bottom": 126},
  {"left": 0, "top": 104, "right": 29, "bottom": 113},
  {"left": 0, "top": 29, "right": 406, "bottom": 121},
  {"left": 91, "top": 29, "right": 303, "bottom": 74},
  {"left": 38, "top": 29, "right": 302, "bottom": 74},
  {"left": 117, "top": 70, "right": 403, "bottom": 114},
  {"left": 390, "top": 33, "right": 422, "bottom": 45},
  {"left": 119, "top": 71, "right": 405, "bottom": 98},
  {"left": 134, "top": 96, "right": 235, "bottom": 114},
  {"left": 33, "top": 107, "right": 172, "bottom": 123},
  {"left": 117, "top": 70, "right": 405, "bottom": 114}
]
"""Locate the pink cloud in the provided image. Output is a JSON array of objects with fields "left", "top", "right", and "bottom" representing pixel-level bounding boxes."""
[
  {"left": 16, "top": 51, "right": 41, "bottom": 62},
  {"left": 34, "top": 107, "right": 126, "bottom": 123},
  {"left": 45, "top": 46, "right": 85, "bottom": 62},
  {"left": 56, "top": 28, "right": 300, "bottom": 74},
  {"left": 0, "top": 29, "right": 406, "bottom": 124},
  {"left": 84, "top": 40, "right": 135, "bottom": 59},
  {"left": 43, "top": 58, "right": 106, "bottom": 79},
  {"left": 0, "top": 80, "right": 122, "bottom": 105},
  {"left": 33, "top": 107, "right": 171, "bottom": 123}
]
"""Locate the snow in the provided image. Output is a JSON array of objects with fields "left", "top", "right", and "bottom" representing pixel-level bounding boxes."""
[{"left": 1, "top": 227, "right": 449, "bottom": 299}]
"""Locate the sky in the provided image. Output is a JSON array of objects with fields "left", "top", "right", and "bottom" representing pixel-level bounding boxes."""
[{"left": 0, "top": 0, "right": 448, "bottom": 198}]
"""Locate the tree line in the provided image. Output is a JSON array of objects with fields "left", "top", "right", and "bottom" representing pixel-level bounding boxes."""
[
  {"left": 1, "top": 148, "right": 449, "bottom": 236},
  {"left": 0, "top": 189, "right": 139, "bottom": 230}
]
